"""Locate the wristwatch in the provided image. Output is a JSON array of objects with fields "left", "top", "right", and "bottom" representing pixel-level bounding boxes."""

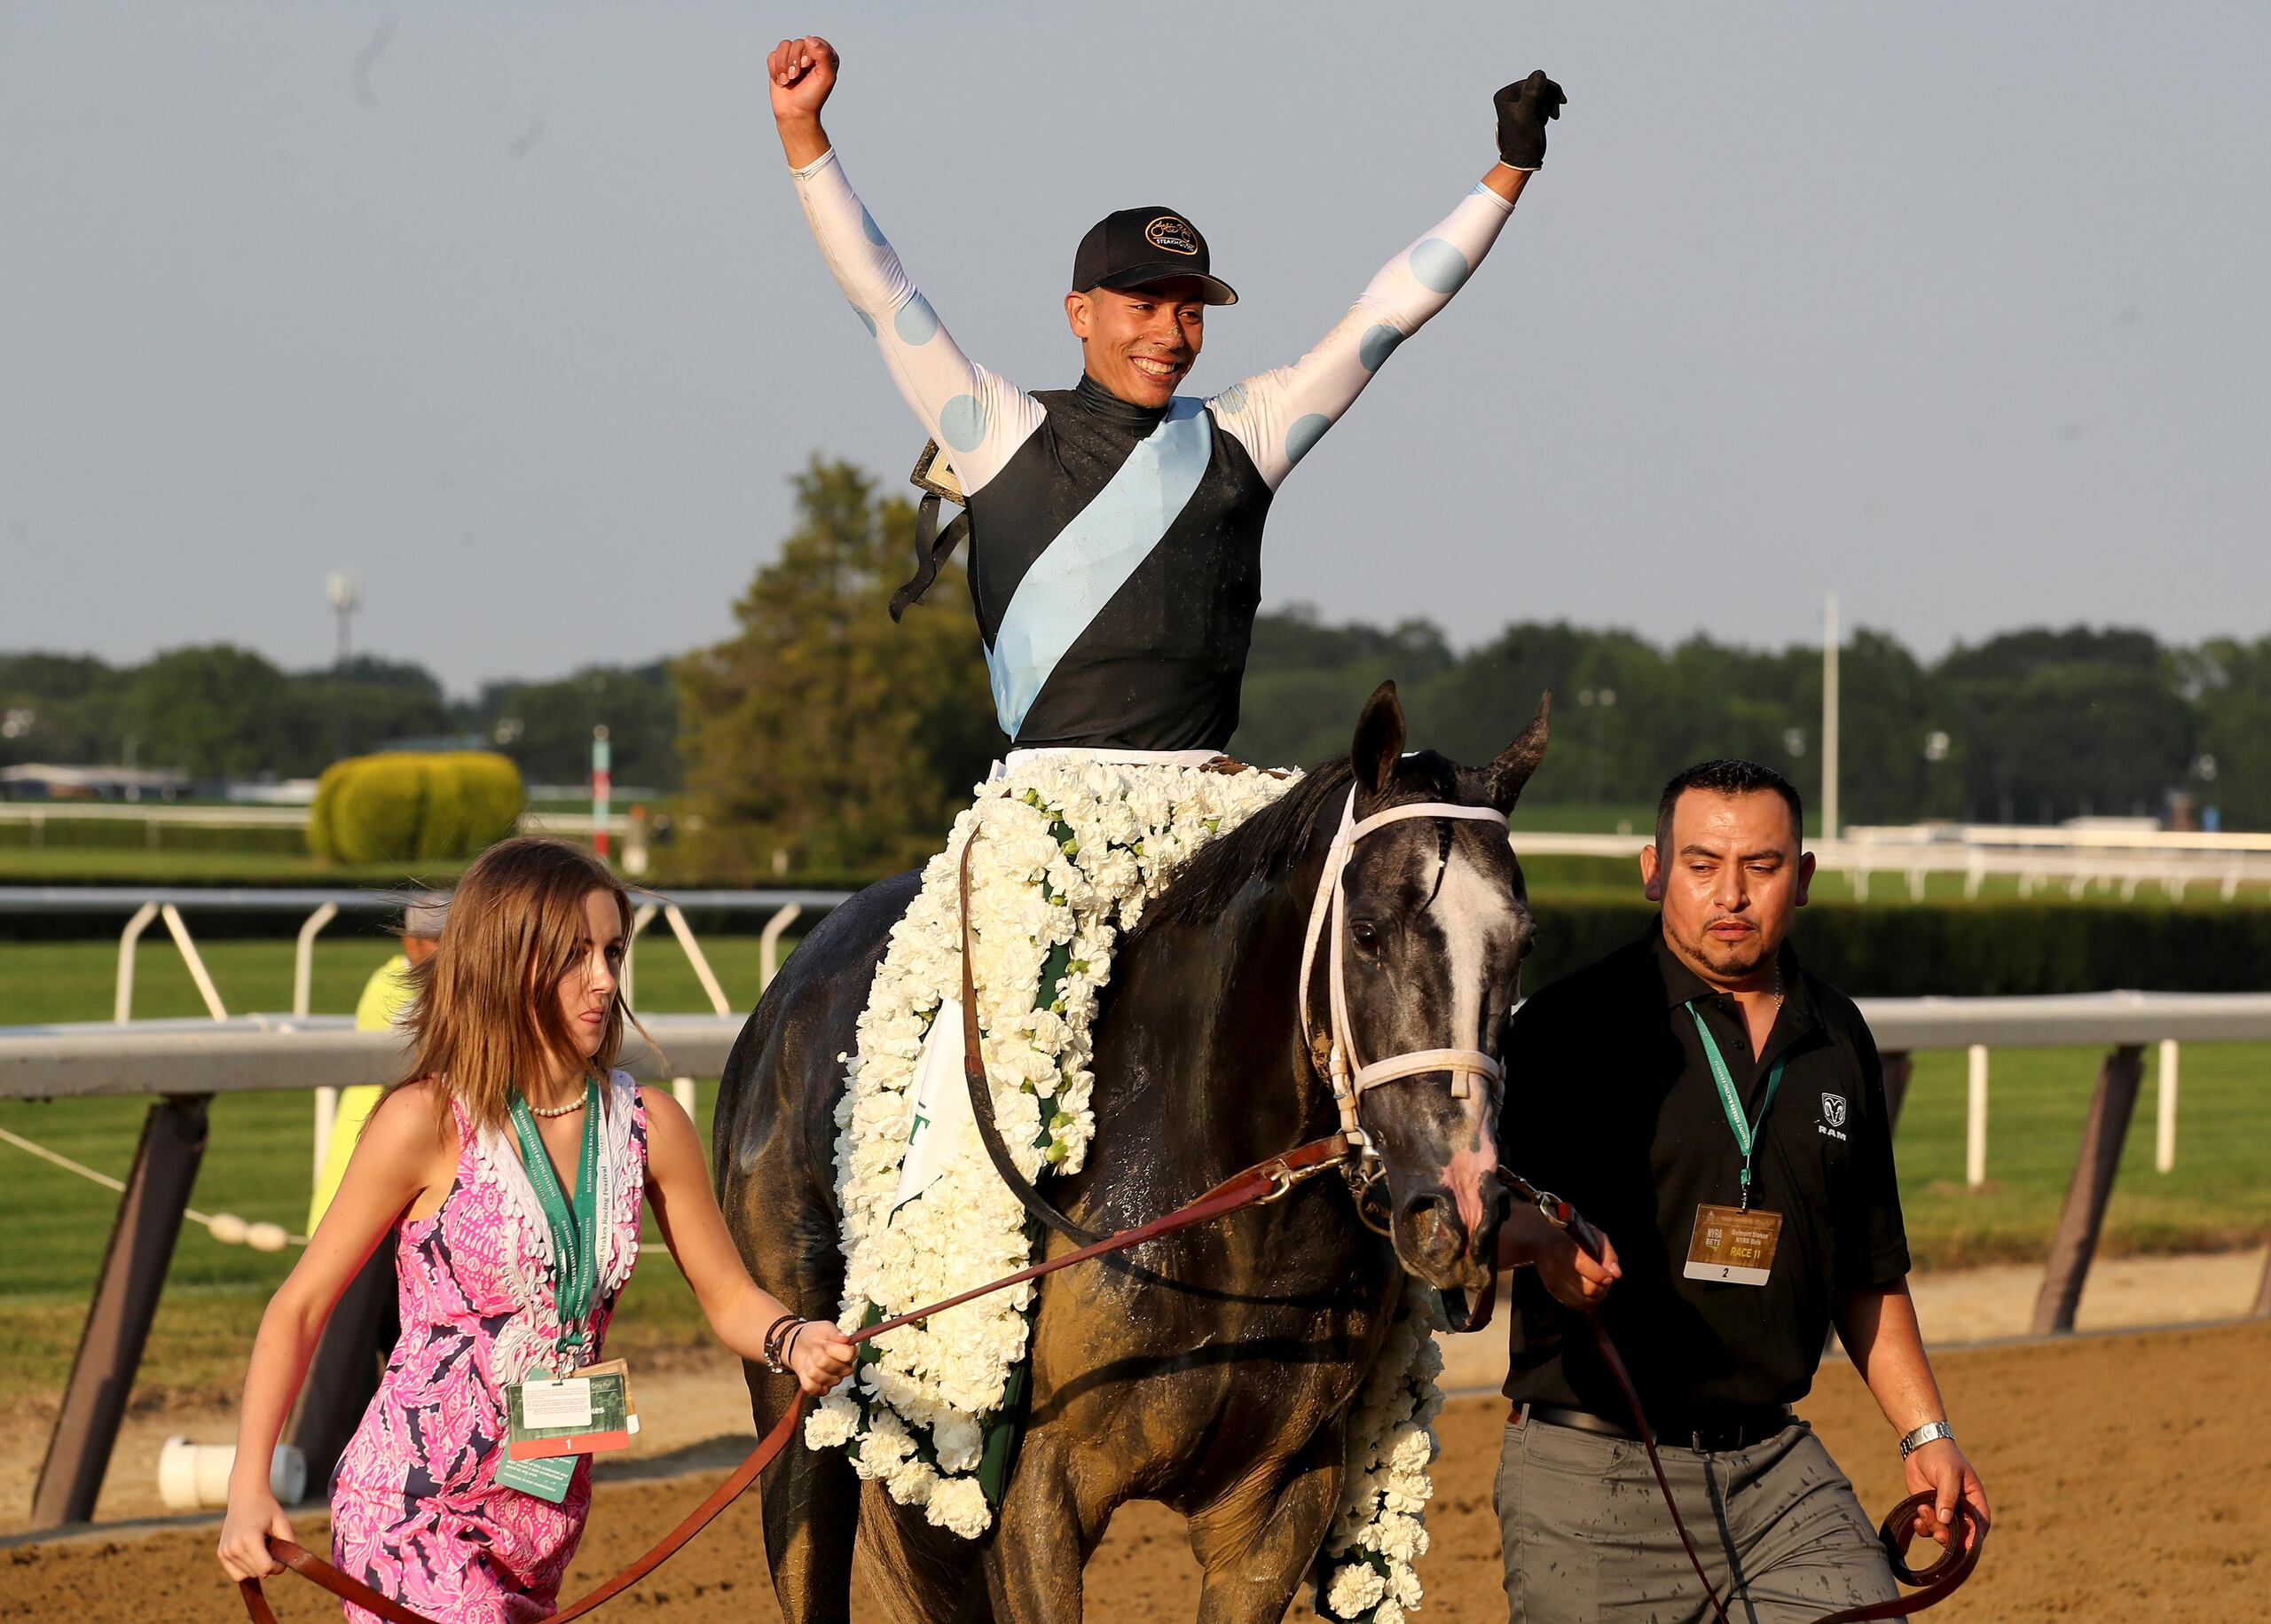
[{"left": 1898, "top": 1419, "right": 1955, "bottom": 1459}]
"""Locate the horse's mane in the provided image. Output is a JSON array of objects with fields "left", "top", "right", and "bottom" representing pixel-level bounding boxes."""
[
  {"left": 1136, "top": 757, "right": 1357, "bottom": 933},
  {"left": 1138, "top": 745, "right": 1490, "bottom": 933}
]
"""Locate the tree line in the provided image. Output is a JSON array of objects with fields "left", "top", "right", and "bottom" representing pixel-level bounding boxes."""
[
  {"left": 8, "top": 455, "right": 2268, "bottom": 879},
  {"left": 0, "top": 648, "right": 681, "bottom": 793}
]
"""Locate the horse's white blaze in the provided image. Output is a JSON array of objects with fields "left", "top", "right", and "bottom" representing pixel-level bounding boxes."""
[
  {"left": 1432, "top": 843, "right": 1512, "bottom": 1073},
  {"left": 1431, "top": 844, "right": 1513, "bottom": 1233}
]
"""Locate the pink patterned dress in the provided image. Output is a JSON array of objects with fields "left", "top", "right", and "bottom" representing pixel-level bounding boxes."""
[{"left": 329, "top": 1073, "right": 648, "bottom": 1624}]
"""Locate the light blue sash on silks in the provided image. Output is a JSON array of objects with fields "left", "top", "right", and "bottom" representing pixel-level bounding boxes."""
[{"left": 985, "top": 397, "right": 1211, "bottom": 738}]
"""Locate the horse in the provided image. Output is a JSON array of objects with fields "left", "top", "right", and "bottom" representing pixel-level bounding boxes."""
[{"left": 712, "top": 682, "right": 1551, "bottom": 1622}]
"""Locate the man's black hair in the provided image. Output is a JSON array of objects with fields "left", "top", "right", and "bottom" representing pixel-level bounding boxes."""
[{"left": 1654, "top": 759, "right": 1805, "bottom": 852}]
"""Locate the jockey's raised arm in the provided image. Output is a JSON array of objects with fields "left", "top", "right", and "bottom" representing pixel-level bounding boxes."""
[
  {"left": 1209, "top": 72, "right": 1562, "bottom": 489},
  {"left": 1206, "top": 177, "right": 1515, "bottom": 490},
  {"left": 770, "top": 35, "right": 1041, "bottom": 496}
]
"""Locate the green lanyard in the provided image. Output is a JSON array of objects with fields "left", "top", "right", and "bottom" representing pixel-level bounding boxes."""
[
  {"left": 1684, "top": 1001, "right": 1786, "bottom": 1212},
  {"left": 508, "top": 1077, "right": 602, "bottom": 1362}
]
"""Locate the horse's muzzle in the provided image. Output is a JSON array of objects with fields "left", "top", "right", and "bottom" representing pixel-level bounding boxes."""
[{"left": 1397, "top": 1179, "right": 1505, "bottom": 1291}]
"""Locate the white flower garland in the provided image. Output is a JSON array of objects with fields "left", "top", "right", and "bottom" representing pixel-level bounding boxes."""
[
  {"left": 1316, "top": 1277, "right": 1450, "bottom": 1624},
  {"left": 806, "top": 754, "right": 1451, "bottom": 1614}
]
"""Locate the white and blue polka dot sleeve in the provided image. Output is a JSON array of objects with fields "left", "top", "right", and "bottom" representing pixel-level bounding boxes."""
[
  {"left": 1207, "top": 182, "right": 1516, "bottom": 492},
  {"left": 790, "top": 149, "right": 1044, "bottom": 496}
]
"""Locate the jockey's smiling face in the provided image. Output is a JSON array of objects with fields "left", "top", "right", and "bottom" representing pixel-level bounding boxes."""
[{"left": 1065, "top": 278, "right": 1208, "bottom": 408}]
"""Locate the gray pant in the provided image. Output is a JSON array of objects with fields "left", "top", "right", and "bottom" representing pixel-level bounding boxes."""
[{"left": 1495, "top": 1416, "right": 1898, "bottom": 1624}]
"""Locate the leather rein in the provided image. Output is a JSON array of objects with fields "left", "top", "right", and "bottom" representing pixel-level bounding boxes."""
[
  {"left": 244, "top": 784, "right": 1979, "bottom": 1622},
  {"left": 239, "top": 1133, "right": 1355, "bottom": 1623}
]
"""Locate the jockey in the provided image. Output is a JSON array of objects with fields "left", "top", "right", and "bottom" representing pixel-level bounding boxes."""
[
  {"left": 767, "top": 35, "right": 1565, "bottom": 754},
  {"left": 764, "top": 32, "right": 1568, "bottom": 1553}
]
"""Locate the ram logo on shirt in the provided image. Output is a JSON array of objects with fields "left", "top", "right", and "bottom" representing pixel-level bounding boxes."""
[{"left": 1818, "top": 1093, "right": 1850, "bottom": 1140}]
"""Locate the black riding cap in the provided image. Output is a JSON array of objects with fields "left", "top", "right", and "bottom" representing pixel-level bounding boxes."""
[{"left": 1072, "top": 208, "right": 1238, "bottom": 305}]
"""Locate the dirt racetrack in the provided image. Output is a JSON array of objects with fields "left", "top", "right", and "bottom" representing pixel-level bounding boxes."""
[{"left": 7, "top": 1320, "right": 2265, "bottom": 1622}]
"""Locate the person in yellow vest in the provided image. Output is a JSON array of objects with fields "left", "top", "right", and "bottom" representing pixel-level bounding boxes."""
[
  {"left": 310, "top": 899, "right": 446, "bottom": 1230},
  {"left": 286, "top": 898, "right": 449, "bottom": 1486}
]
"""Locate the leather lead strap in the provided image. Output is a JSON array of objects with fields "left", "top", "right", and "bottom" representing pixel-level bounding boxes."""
[
  {"left": 1552, "top": 1204, "right": 1984, "bottom": 1624},
  {"left": 1438, "top": 1267, "right": 1497, "bottom": 1335},
  {"left": 958, "top": 825, "right": 1109, "bottom": 1246},
  {"left": 243, "top": 1132, "right": 1351, "bottom": 1623}
]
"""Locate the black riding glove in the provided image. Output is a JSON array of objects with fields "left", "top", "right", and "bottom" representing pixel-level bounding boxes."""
[{"left": 1494, "top": 71, "right": 1567, "bottom": 170}]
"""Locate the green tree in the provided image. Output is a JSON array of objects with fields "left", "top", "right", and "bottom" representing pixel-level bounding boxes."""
[
  {"left": 1835, "top": 629, "right": 1957, "bottom": 826},
  {"left": 1231, "top": 606, "right": 1457, "bottom": 769},
  {"left": 478, "top": 663, "right": 682, "bottom": 790},
  {"left": 287, "top": 657, "right": 452, "bottom": 773},
  {"left": 1943, "top": 627, "right": 2191, "bottom": 821},
  {"left": 672, "top": 457, "right": 997, "bottom": 881},
  {"left": 2189, "top": 637, "right": 2271, "bottom": 828},
  {"left": 1403, "top": 621, "right": 1673, "bottom": 808},
  {"left": 0, "top": 653, "right": 129, "bottom": 767},
  {"left": 119, "top": 645, "right": 297, "bottom": 779}
]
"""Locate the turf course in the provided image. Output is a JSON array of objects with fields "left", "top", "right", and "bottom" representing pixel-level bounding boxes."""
[{"left": 3, "top": 937, "right": 2267, "bottom": 1409}]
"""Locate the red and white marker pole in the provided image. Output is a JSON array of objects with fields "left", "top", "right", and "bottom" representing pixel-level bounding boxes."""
[{"left": 592, "top": 725, "right": 612, "bottom": 862}]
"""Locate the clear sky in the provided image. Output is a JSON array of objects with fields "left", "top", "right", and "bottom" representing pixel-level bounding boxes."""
[{"left": 4, "top": 2, "right": 2265, "bottom": 694}]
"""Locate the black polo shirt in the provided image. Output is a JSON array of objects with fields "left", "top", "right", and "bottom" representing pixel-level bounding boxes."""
[{"left": 1499, "top": 921, "right": 1909, "bottom": 1420}]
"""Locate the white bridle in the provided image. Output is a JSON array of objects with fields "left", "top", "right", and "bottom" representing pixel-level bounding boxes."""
[{"left": 1296, "top": 785, "right": 1512, "bottom": 1143}]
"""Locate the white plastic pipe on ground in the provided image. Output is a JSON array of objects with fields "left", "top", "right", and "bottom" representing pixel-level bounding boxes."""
[{"left": 159, "top": 1439, "right": 306, "bottom": 1510}]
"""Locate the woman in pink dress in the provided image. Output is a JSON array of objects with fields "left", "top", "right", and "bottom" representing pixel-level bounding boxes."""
[{"left": 217, "top": 837, "right": 853, "bottom": 1621}]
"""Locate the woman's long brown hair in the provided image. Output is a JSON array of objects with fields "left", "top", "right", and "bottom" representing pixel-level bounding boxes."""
[{"left": 391, "top": 836, "right": 642, "bottom": 1134}]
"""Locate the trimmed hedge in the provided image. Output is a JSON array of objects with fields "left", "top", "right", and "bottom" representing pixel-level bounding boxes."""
[
  {"left": 308, "top": 752, "right": 524, "bottom": 865},
  {"left": 1524, "top": 897, "right": 2271, "bottom": 999}
]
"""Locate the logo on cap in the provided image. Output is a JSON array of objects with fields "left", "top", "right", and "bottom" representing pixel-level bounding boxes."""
[{"left": 1144, "top": 216, "right": 1200, "bottom": 256}]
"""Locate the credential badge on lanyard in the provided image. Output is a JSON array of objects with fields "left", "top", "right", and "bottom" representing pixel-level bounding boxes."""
[
  {"left": 1680, "top": 1003, "right": 1787, "bottom": 1287},
  {"left": 498, "top": 1078, "right": 636, "bottom": 1501}
]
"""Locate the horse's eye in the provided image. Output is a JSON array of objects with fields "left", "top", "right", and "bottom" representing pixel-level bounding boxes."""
[{"left": 1351, "top": 921, "right": 1380, "bottom": 950}]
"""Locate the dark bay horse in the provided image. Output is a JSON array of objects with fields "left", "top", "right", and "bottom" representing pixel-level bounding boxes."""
[{"left": 712, "top": 684, "right": 1550, "bottom": 1622}]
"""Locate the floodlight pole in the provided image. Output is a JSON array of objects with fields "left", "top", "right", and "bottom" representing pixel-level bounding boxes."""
[
  {"left": 1822, "top": 592, "right": 1841, "bottom": 841},
  {"left": 326, "top": 573, "right": 363, "bottom": 671}
]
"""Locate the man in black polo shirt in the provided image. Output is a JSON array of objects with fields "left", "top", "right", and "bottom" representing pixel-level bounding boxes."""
[{"left": 1492, "top": 759, "right": 1989, "bottom": 1622}]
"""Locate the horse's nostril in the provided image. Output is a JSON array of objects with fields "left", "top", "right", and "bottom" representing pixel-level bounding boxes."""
[{"left": 1401, "top": 1190, "right": 1467, "bottom": 1244}]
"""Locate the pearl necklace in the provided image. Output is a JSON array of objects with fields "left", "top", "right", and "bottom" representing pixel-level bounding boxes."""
[{"left": 524, "top": 1084, "right": 591, "bottom": 1118}]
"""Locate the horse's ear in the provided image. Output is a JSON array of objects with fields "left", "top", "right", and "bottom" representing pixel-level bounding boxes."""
[
  {"left": 1350, "top": 680, "right": 1406, "bottom": 797},
  {"left": 1482, "top": 691, "right": 1552, "bottom": 812}
]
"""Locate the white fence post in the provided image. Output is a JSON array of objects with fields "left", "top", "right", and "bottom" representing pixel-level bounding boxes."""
[
  {"left": 660, "top": 904, "right": 732, "bottom": 1120},
  {"left": 295, "top": 901, "right": 342, "bottom": 1187},
  {"left": 624, "top": 903, "right": 658, "bottom": 1008},
  {"left": 2156, "top": 1038, "right": 2179, "bottom": 1173},
  {"left": 293, "top": 904, "right": 339, "bottom": 1019},
  {"left": 760, "top": 903, "right": 804, "bottom": 989},
  {"left": 114, "top": 902, "right": 160, "bottom": 1023},
  {"left": 1965, "top": 1044, "right": 1990, "bottom": 1189},
  {"left": 627, "top": 898, "right": 686, "bottom": 1159}
]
